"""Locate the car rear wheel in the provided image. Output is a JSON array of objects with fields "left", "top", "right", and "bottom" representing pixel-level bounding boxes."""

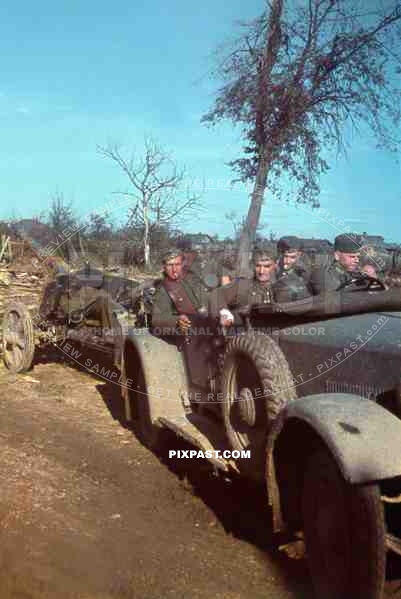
[{"left": 302, "top": 448, "right": 386, "bottom": 599}]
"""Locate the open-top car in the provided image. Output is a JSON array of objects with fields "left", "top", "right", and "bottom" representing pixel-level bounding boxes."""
[
  {"left": 118, "top": 278, "right": 401, "bottom": 599},
  {"left": 3, "top": 264, "right": 401, "bottom": 599}
]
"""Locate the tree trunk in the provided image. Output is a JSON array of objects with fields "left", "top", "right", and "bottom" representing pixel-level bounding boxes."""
[
  {"left": 143, "top": 202, "right": 150, "bottom": 268},
  {"left": 237, "top": 154, "right": 270, "bottom": 276},
  {"left": 236, "top": 0, "right": 283, "bottom": 276}
]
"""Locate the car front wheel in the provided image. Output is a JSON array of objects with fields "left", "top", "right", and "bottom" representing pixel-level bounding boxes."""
[{"left": 302, "top": 448, "right": 386, "bottom": 599}]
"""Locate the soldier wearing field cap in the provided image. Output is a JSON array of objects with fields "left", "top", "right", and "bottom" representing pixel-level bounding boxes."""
[
  {"left": 151, "top": 248, "right": 208, "bottom": 335},
  {"left": 273, "top": 236, "right": 313, "bottom": 302},
  {"left": 276, "top": 236, "right": 305, "bottom": 275},
  {"left": 208, "top": 248, "right": 277, "bottom": 327},
  {"left": 310, "top": 233, "right": 363, "bottom": 294}
]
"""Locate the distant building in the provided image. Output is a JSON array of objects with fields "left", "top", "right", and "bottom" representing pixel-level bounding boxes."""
[
  {"left": 300, "top": 238, "right": 333, "bottom": 253},
  {"left": 361, "top": 233, "right": 385, "bottom": 247}
]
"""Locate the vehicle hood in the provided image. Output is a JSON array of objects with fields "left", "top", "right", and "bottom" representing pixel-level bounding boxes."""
[{"left": 279, "top": 311, "right": 401, "bottom": 355}]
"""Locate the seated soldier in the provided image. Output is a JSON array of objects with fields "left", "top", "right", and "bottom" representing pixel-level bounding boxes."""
[
  {"left": 208, "top": 249, "right": 277, "bottom": 327},
  {"left": 151, "top": 248, "right": 209, "bottom": 336},
  {"left": 274, "top": 236, "right": 313, "bottom": 302},
  {"left": 276, "top": 236, "right": 304, "bottom": 275},
  {"left": 309, "top": 233, "right": 364, "bottom": 295}
]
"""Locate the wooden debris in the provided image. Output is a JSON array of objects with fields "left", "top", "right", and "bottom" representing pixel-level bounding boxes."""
[{"left": 0, "top": 235, "right": 10, "bottom": 263}]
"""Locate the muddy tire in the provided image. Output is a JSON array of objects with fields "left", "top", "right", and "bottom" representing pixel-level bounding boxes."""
[
  {"left": 2, "top": 302, "right": 35, "bottom": 373},
  {"left": 302, "top": 448, "right": 386, "bottom": 599},
  {"left": 222, "top": 332, "right": 296, "bottom": 476}
]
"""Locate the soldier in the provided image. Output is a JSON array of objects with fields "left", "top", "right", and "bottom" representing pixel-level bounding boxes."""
[
  {"left": 273, "top": 236, "right": 313, "bottom": 302},
  {"left": 276, "top": 236, "right": 305, "bottom": 275},
  {"left": 151, "top": 248, "right": 208, "bottom": 335},
  {"left": 208, "top": 249, "right": 277, "bottom": 327},
  {"left": 309, "top": 233, "right": 363, "bottom": 294}
]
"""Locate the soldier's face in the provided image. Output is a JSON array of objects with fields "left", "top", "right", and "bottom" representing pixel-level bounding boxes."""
[
  {"left": 283, "top": 250, "right": 300, "bottom": 270},
  {"left": 255, "top": 259, "right": 276, "bottom": 283},
  {"left": 335, "top": 251, "right": 360, "bottom": 272},
  {"left": 164, "top": 256, "right": 184, "bottom": 281}
]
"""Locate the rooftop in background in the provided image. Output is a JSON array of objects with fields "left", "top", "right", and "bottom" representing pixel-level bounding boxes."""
[{"left": 299, "top": 238, "right": 333, "bottom": 252}]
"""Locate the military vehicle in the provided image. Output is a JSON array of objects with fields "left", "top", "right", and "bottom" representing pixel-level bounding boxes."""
[
  {"left": 119, "top": 276, "right": 401, "bottom": 599},
  {"left": 3, "top": 265, "right": 401, "bottom": 599},
  {"left": 1, "top": 263, "right": 146, "bottom": 373}
]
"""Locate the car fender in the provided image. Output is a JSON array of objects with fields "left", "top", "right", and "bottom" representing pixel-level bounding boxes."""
[
  {"left": 266, "top": 393, "right": 401, "bottom": 532},
  {"left": 120, "top": 328, "right": 189, "bottom": 422}
]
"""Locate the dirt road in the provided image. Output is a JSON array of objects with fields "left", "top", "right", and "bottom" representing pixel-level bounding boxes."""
[{"left": 0, "top": 354, "right": 401, "bottom": 599}]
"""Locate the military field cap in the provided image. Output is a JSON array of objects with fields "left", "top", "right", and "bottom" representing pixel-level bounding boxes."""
[
  {"left": 162, "top": 248, "right": 183, "bottom": 263},
  {"left": 277, "top": 236, "right": 303, "bottom": 253},
  {"left": 252, "top": 248, "right": 277, "bottom": 263},
  {"left": 334, "top": 233, "right": 362, "bottom": 253}
]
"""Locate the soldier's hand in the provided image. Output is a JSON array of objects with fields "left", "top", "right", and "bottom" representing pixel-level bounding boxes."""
[
  {"left": 219, "top": 308, "right": 234, "bottom": 327},
  {"left": 177, "top": 314, "right": 191, "bottom": 333}
]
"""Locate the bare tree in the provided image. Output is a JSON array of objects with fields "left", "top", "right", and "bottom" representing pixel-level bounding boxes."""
[
  {"left": 226, "top": 209, "right": 266, "bottom": 241},
  {"left": 86, "top": 212, "right": 114, "bottom": 241},
  {"left": 47, "top": 192, "right": 77, "bottom": 235},
  {"left": 47, "top": 191, "right": 79, "bottom": 261},
  {"left": 203, "top": 0, "right": 401, "bottom": 273},
  {"left": 225, "top": 210, "right": 246, "bottom": 240},
  {"left": 98, "top": 138, "right": 202, "bottom": 267}
]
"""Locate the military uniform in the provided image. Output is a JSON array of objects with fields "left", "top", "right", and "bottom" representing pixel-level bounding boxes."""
[
  {"left": 309, "top": 233, "right": 363, "bottom": 295},
  {"left": 274, "top": 237, "right": 313, "bottom": 301},
  {"left": 208, "top": 276, "right": 274, "bottom": 321},
  {"left": 309, "top": 259, "right": 355, "bottom": 295},
  {"left": 151, "top": 270, "right": 209, "bottom": 334},
  {"left": 272, "top": 265, "right": 313, "bottom": 302},
  {"left": 209, "top": 246, "right": 281, "bottom": 319}
]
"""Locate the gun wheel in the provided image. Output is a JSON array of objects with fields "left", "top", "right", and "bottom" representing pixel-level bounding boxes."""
[{"left": 2, "top": 302, "right": 35, "bottom": 373}]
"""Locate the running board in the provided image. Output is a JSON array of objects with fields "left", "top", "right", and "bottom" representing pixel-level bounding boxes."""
[{"left": 158, "top": 413, "right": 239, "bottom": 474}]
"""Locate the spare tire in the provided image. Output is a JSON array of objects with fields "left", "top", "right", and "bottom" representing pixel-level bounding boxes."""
[{"left": 222, "top": 332, "right": 296, "bottom": 477}]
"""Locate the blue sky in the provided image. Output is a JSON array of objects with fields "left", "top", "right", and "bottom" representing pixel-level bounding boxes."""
[{"left": 0, "top": 0, "right": 400, "bottom": 244}]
